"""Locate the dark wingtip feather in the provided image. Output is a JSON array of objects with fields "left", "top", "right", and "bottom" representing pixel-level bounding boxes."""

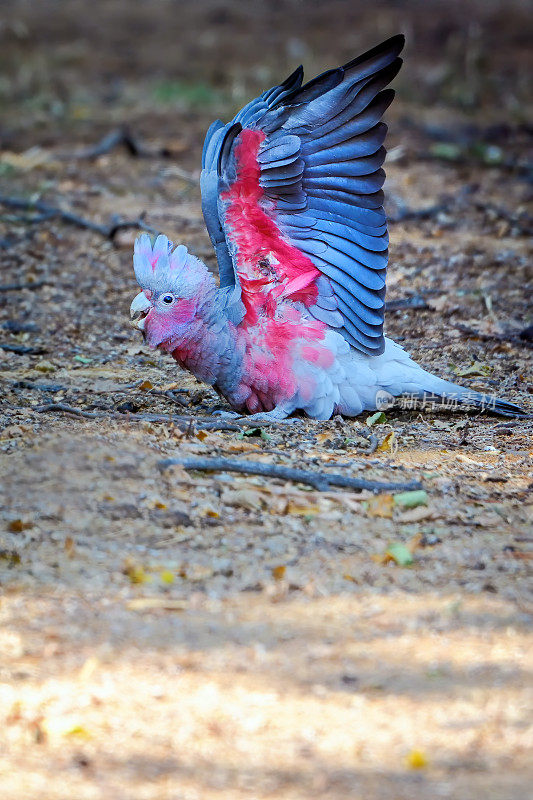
[
  {"left": 281, "top": 64, "right": 304, "bottom": 90},
  {"left": 342, "top": 33, "right": 405, "bottom": 72},
  {"left": 422, "top": 391, "right": 528, "bottom": 418},
  {"left": 217, "top": 122, "right": 242, "bottom": 177},
  {"left": 277, "top": 67, "right": 344, "bottom": 108},
  {"left": 485, "top": 398, "right": 529, "bottom": 418}
]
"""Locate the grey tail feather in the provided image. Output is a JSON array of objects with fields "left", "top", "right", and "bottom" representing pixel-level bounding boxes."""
[{"left": 411, "top": 380, "right": 527, "bottom": 418}]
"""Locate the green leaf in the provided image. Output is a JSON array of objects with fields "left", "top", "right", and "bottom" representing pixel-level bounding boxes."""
[
  {"left": 453, "top": 361, "right": 490, "bottom": 378},
  {"left": 366, "top": 411, "right": 386, "bottom": 426},
  {"left": 238, "top": 427, "right": 270, "bottom": 442},
  {"left": 470, "top": 142, "right": 503, "bottom": 165},
  {"left": 429, "top": 142, "right": 462, "bottom": 161},
  {"left": 73, "top": 355, "right": 92, "bottom": 364},
  {"left": 386, "top": 542, "right": 413, "bottom": 566},
  {"left": 393, "top": 489, "right": 428, "bottom": 509}
]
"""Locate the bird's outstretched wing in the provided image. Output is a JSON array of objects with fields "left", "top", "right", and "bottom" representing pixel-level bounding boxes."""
[{"left": 200, "top": 35, "right": 404, "bottom": 355}]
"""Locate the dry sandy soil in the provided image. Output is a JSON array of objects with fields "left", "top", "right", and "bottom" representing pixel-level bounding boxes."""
[{"left": 0, "top": 2, "right": 532, "bottom": 798}]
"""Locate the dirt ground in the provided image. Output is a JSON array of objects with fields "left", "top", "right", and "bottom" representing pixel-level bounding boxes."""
[{"left": 0, "top": 1, "right": 532, "bottom": 798}]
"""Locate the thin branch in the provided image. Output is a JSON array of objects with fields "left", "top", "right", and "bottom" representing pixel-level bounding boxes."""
[
  {"left": 36, "top": 403, "right": 102, "bottom": 419},
  {"left": 0, "top": 281, "right": 48, "bottom": 292},
  {"left": 472, "top": 201, "right": 533, "bottom": 236},
  {"left": 121, "top": 412, "right": 241, "bottom": 431},
  {"left": 0, "top": 196, "right": 159, "bottom": 242},
  {"left": 149, "top": 388, "right": 189, "bottom": 407},
  {"left": 69, "top": 127, "right": 165, "bottom": 160},
  {"left": 357, "top": 431, "right": 379, "bottom": 455},
  {"left": 385, "top": 296, "right": 430, "bottom": 312},
  {"left": 34, "top": 402, "right": 387, "bottom": 432},
  {"left": 35, "top": 404, "right": 241, "bottom": 431},
  {"left": 11, "top": 380, "right": 68, "bottom": 393},
  {"left": 2, "top": 321, "right": 39, "bottom": 333},
  {"left": 158, "top": 456, "right": 422, "bottom": 493},
  {"left": 455, "top": 323, "right": 533, "bottom": 347},
  {"left": 0, "top": 343, "right": 47, "bottom": 354},
  {"left": 389, "top": 203, "right": 449, "bottom": 223}
]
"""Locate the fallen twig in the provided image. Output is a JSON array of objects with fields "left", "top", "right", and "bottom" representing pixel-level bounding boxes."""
[
  {"left": 455, "top": 323, "right": 533, "bottom": 347},
  {"left": 389, "top": 203, "right": 449, "bottom": 223},
  {"left": 9, "top": 379, "right": 139, "bottom": 394},
  {"left": 70, "top": 127, "right": 166, "bottom": 160},
  {"left": 11, "top": 380, "right": 67, "bottom": 393},
  {"left": 472, "top": 201, "right": 532, "bottom": 236},
  {"left": 0, "top": 281, "right": 48, "bottom": 292},
  {"left": 0, "top": 343, "right": 46, "bottom": 354},
  {"left": 357, "top": 430, "right": 379, "bottom": 455},
  {"left": 149, "top": 388, "right": 189, "bottom": 407},
  {"left": 35, "top": 403, "right": 241, "bottom": 431},
  {"left": 494, "top": 420, "right": 531, "bottom": 430},
  {"left": 36, "top": 403, "right": 102, "bottom": 419},
  {"left": 158, "top": 456, "right": 422, "bottom": 493},
  {"left": 0, "top": 196, "right": 159, "bottom": 242},
  {"left": 122, "top": 412, "right": 241, "bottom": 431},
  {"left": 2, "top": 321, "right": 39, "bottom": 333},
  {"left": 385, "top": 296, "right": 430, "bottom": 312}
]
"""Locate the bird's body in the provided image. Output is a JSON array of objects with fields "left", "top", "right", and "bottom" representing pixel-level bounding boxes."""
[{"left": 130, "top": 35, "right": 523, "bottom": 420}]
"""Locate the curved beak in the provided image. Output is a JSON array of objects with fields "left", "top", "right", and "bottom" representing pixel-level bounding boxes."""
[{"left": 130, "top": 292, "right": 152, "bottom": 330}]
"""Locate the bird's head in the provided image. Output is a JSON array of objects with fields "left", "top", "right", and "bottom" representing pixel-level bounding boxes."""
[{"left": 130, "top": 233, "right": 215, "bottom": 349}]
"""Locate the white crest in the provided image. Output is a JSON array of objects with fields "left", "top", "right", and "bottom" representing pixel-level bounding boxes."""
[{"left": 133, "top": 234, "right": 191, "bottom": 290}]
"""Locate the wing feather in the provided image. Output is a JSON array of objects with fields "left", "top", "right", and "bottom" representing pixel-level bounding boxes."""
[{"left": 200, "top": 34, "right": 404, "bottom": 353}]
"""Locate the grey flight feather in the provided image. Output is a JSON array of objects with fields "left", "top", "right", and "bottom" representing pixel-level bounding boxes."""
[{"left": 199, "top": 34, "right": 405, "bottom": 354}]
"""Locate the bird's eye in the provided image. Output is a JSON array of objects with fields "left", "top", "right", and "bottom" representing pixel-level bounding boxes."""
[{"left": 162, "top": 294, "right": 174, "bottom": 305}]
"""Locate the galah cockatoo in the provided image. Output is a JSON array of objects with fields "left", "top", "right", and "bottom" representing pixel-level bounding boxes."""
[{"left": 130, "top": 35, "right": 522, "bottom": 420}]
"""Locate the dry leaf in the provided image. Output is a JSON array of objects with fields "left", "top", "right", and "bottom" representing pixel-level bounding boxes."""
[
  {"left": 7, "top": 519, "right": 33, "bottom": 532},
  {"left": 160, "top": 569, "right": 175, "bottom": 585},
  {"left": 374, "top": 542, "right": 414, "bottom": 566},
  {"left": 127, "top": 598, "right": 187, "bottom": 612},
  {"left": 407, "top": 533, "right": 423, "bottom": 553},
  {"left": 378, "top": 431, "right": 396, "bottom": 452},
  {"left": 1, "top": 146, "right": 54, "bottom": 171},
  {"left": 455, "top": 454, "right": 486, "bottom": 467},
  {"left": 78, "top": 656, "right": 99, "bottom": 682},
  {"left": 42, "top": 717, "right": 91, "bottom": 739},
  {"left": 343, "top": 573, "right": 357, "bottom": 583},
  {"left": 64, "top": 536, "right": 75, "bottom": 557},
  {"left": 454, "top": 361, "right": 491, "bottom": 378},
  {"left": 34, "top": 359, "right": 56, "bottom": 373},
  {"left": 285, "top": 500, "right": 321, "bottom": 516},
  {"left": 185, "top": 564, "right": 213, "bottom": 582},
  {"left": 272, "top": 565, "right": 286, "bottom": 580},
  {"left": 397, "top": 506, "right": 435, "bottom": 523},
  {"left": 472, "top": 512, "right": 501, "bottom": 527},
  {"left": 123, "top": 559, "right": 151, "bottom": 584},
  {"left": 366, "top": 494, "right": 394, "bottom": 518},
  {"left": 405, "top": 749, "right": 428, "bottom": 769},
  {"left": 221, "top": 488, "right": 263, "bottom": 510},
  {"left": 225, "top": 441, "right": 261, "bottom": 452},
  {"left": 427, "top": 295, "right": 450, "bottom": 312}
]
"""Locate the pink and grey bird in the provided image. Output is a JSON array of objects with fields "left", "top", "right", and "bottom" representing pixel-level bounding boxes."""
[{"left": 130, "top": 35, "right": 522, "bottom": 420}]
